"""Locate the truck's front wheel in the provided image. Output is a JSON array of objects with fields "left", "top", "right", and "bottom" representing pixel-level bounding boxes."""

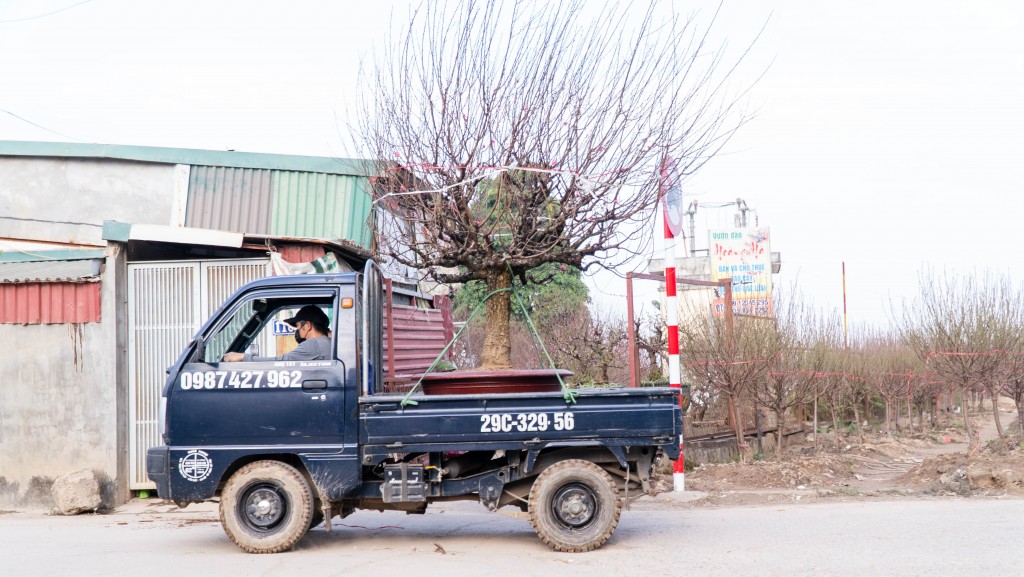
[
  {"left": 219, "top": 461, "right": 314, "bottom": 553},
  {"left": 528, "top": 459, "right": 621, "bottom": 552}
]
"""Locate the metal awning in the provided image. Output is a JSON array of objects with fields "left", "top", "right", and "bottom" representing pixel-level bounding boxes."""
[
  {"left": 101, "top": 220, "right": 371, "bottom": 269},
  {"left": 0, "top": 249, "right": 105, "bottom": 283}
]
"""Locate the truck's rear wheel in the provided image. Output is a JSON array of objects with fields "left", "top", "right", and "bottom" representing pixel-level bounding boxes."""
[
  {"left": 219, "top": 461, "right": 313, "bottom": 553},
  {"left": 528, "top": 459, "right": 621, "bottom": 552}
]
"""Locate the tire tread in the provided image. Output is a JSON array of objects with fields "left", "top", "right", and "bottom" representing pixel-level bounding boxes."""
[
  {"left": 528, "top": 459, "right": 622, "bottom": 552},
  {"left": 219, "top": 460, "right": 313, "bottom": 554}
]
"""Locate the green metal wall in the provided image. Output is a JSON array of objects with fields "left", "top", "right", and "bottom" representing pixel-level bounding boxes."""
[
  {"left": 270, "top": 171, "right": 373, "bottom": 247},
  {"left": 185, "top": 167, "right": 374, "bottom": 248}
]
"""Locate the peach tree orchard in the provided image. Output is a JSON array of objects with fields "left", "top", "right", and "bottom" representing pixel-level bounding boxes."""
[{"left": 358, "top": 0, "right": 755, "bottom": 369}]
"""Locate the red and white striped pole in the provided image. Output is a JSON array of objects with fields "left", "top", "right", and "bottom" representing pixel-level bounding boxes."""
[{"left": 661, "top": 159, "right": 686, "bottom": 492}]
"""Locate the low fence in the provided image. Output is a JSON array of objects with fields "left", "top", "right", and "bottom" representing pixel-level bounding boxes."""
[
  {"left": 685, "top": 426, "right": 805, "bottom": 463},
  {"left": 684, "top": 399, "right": 779, "bottom": 441}
]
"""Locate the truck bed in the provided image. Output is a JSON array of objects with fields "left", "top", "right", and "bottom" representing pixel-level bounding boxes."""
[{"left": 359, "top": 387, "right": 682, "bottom": 460}]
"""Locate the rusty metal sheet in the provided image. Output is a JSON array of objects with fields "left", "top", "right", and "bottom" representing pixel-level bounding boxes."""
[
  {"left": 382, "top": 303, "right": 451, "bottom": 376},
  {"left": 0, "top": 281, "right": 101, "bottom": 324}
]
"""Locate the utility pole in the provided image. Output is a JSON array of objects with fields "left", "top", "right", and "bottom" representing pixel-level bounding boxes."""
[
  {"left": 735, "top": 198, "right": 750, "bottom": 228},
  {"left": 685, "top": 200, "right": 698, "bottom": 257}
]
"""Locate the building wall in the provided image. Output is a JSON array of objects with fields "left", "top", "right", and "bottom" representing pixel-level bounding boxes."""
[
  {"left": 0, "top": 147, "right": 376, "bottom": 506},
  {"left": 0, "top": 157, "right": 177, "bottom": 245},
  {"left": 0, "top": 255, "right": 120, "bottom": 506},
  {"left": 0, "top": 156, "right": 172, "bottom": 506}
]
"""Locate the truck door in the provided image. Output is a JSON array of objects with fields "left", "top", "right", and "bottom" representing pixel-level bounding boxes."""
[{"left": 166, "top": 288, "right": 351, "bottom": 446}]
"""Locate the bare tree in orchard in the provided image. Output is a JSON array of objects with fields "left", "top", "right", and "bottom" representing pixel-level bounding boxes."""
[
  {"left": 837, "top": 341, "right": 873, "bottom": 442},
  {"left": 896, "top": 271, "right": 1021, "bottom": 448},
  {"left": 359, "top": 1, "right": 754, "bottom": 368},
  {"left": 551, "top": 308, "right": 629, "bottom": 385},
  {"left": 819, "top": 347, "right": 857, "bottom": 450},
  {"left": 801, "top": 311, "right": 840, "bottom": 441},
  {"left": 749, "top": 290, "right": 830, "bottom": 456},
  {"left": 680, "top": 305, "right": 777, "bottom": 451},
  {"left": 635, "top": 309, "right": 669, "bottom": 382},
  {"left": 806, "top": 312, "right": 845, "bottom": 449},
  {"left": 999, "top": 351, "right": 1024, "bottom": 430},
  {"left": 995, "top": 295, "right": 1024, "bottom": 429},
  {"left": 865, "top": 337, "right": 921, "bottom": 435}
]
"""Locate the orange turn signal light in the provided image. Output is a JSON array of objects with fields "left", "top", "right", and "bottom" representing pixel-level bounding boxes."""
[{"left": 341, "top": 297, "right": 354, "bottom": 309}]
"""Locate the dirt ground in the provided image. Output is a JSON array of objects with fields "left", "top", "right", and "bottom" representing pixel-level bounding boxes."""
[{"left": 670, "top": 398, "right": 1024, "bottom": 508}]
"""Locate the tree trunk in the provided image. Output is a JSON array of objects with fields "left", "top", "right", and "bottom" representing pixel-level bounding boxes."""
[
  {"left": 830, "top": 399, "right": 841, "bottom": 452},
  {"left": 990, "top": 390, "right": 1003, "bottom": 438},
  {"left": 1016, "top": 394, "right": 1024, "bottom": 430},
  {"left": 480, "top": 268, "right": 513, "bottom": 369},
  {"left": 852, "top": 400, "right": 863, "bottom": 442},
  {"left": 960, "top": 388, "right": 977, "bottom": 456},
  {"left": 727, "top": 392, "right": 746, "bottom": 456},
  {"left": 812, "top": 395, "right": 819, "bottom": 449},
  {"left": 775, "top": 407, "right": 785, "bottom": 458},
  {"left": 884, "top": 398, "right": 891, "bottom": 436}
]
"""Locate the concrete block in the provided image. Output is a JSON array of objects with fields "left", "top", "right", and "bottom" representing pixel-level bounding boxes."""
[
  {"left": 51, "top": 469, "right": 101, "bottom": 515},
  {"left": 967, "top": 464, "right": 1009, "bottom": 490}
]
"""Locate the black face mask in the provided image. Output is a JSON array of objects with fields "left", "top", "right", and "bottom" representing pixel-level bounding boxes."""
[{"left": 294, "top": 322, "right": 306, "bottom": 344}]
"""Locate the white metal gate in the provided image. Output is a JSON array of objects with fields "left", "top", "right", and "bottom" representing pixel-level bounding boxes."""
[{"left": 127, "top": 259, "right": 269, "bottom": 489}]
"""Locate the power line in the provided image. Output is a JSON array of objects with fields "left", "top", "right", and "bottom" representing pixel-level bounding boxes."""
[
  {"left": 0, "top": 215, "right": 101, "bottom": 228},
  {"left": 0, "top": 108, "right": 88, "bottom": 142},
  {"left": 0, "top": 0, "right": 95, "bottom": 24}
]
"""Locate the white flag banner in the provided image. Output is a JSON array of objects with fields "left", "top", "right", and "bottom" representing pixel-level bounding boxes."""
[{"left": 269, "top": 252, "right": 343, "bottom": 276}]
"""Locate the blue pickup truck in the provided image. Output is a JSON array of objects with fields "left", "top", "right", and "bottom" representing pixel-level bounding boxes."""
[{"left": 147, "top": 263, "right": 682, "bottom": 554}]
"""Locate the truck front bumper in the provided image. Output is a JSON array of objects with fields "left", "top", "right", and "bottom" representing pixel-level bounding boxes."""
[{"left": 146, "top": 446, "right": 172, "bottom": 499}]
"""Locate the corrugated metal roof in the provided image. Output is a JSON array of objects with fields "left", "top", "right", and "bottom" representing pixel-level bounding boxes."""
[
  {"left": 0, "top": 259, "right": 102, "bottom": 283},
  {"left": 0, "top": 282, "right": 101, "bottom": 323},
  {"left": 271, "top": 171, "right": 373, "bottom": 247},
  {"left": 185, "top": 166, "right": 274, "bottom": 234},
  {"left": 0, "top": 140, "right": 374, "bottom": 176}
]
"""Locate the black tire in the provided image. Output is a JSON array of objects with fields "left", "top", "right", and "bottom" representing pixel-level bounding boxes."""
[
  {"left": 528, "top": 459, "right": 622, "bottom": 552},
  {"left": 219, "top": 461, "right": 314, "bottom": 553},
  {"left": 308, "top": 501, "right": 325, "bottom": 530}
]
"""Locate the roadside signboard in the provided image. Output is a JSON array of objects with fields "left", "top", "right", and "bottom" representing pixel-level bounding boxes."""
[{"left": 708, "top": 227, "right": 773, "bottom": 316}]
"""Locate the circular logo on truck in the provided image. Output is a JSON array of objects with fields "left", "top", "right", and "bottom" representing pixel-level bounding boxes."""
[{"left": 178, "top": 450, "right": 213, "bottom": 482}]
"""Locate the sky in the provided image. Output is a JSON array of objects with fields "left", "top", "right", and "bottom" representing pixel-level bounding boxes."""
[{"left": 2, "top": 0, "right": 1022, "bottom": 329}]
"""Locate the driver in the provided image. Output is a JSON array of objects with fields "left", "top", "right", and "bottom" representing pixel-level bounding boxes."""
[{"left": 222, "top": 305, "right": 331, "bottom": 362}]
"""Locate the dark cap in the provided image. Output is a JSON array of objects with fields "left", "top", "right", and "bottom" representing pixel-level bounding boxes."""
[{"left": 284, "top": 305, "right": 329, "bottom": 329}]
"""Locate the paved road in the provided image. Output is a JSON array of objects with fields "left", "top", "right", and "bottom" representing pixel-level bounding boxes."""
[{"left": 3, "top": 496, "right": 1021, "bottom": 577}]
